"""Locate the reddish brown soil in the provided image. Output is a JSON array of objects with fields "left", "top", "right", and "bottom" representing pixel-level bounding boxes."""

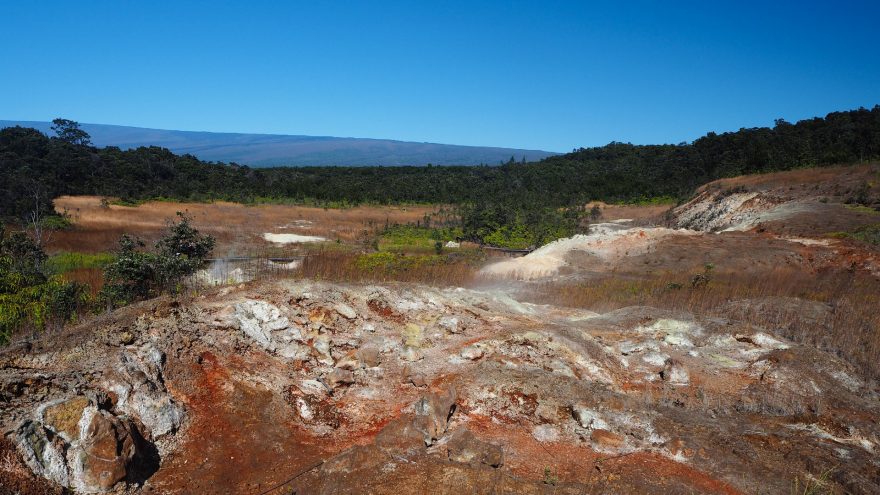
[
  {"left": 147, "top": 351, "right": 329, "bottom": 494},
  {"left": 0, "top": 438, "right": 62, "bottom": 495}
]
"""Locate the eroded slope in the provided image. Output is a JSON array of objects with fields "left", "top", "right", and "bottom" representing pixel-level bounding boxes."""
[{"left": 2, "top": 280, "right": 878, "bottom": 494}]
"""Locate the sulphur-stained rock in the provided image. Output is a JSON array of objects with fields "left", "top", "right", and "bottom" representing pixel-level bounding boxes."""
[
  {"left": 69, "top": 407, "right": 140, "bottom": 492},
  {"left": 108, "top": 344, "right": 183, "bottom": 438},
  {"left": 445, "top": 428, "right": 503, "bottom": 468},
  {"left": 413, "top": 387, "right": 457, "bottom": 445},
  {"left": 16, "top": 420, "right": 70, "bottom": 487},
  {"left": 41, "top": 396, "right": 90, "bottom": 442}
]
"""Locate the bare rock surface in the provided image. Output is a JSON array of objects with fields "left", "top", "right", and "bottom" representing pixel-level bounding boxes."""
[{"left": 1, "top": 279, "right": 878, "bottom": 494}]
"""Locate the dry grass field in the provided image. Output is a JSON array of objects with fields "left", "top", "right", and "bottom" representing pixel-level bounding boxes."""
[{"left": 51, "top": 196, "right": 440, "bottom": 255}]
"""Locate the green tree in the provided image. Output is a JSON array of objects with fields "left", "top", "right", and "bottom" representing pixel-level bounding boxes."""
[
  {"left": 100, "top": 213, "right": 215, "bottom": 307},
  {"left": 51, "top": 118, "right": 91, "bottom": 146}
]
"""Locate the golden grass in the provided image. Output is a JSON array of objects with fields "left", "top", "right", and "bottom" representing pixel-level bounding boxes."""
[
  {"left": 583, "top": 202, "right": 672, "bottom": 222},
  {"left": 697, "top": 163, "right": 879, "bottom": 193},
  {"left": 51, "top": 196, "right": 441, "bottom": 254},
  {"left": 61, "top": 268, "right": 105, "bottom": 296}
]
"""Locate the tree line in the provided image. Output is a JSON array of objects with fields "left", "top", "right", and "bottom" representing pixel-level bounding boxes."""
[{"left": 1, "top": 106, "right": 879, "bottom": 243}]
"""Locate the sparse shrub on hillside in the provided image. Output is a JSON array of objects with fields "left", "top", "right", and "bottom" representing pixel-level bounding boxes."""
[
  {"left": 852, "top": 224, "right": 880, "bottom": 245},
  {"left": 100, "top": 213, "right": 214, "bottom": 308},
  {"left": 690, "top": 263, "right": 714, "bottom": 289}
]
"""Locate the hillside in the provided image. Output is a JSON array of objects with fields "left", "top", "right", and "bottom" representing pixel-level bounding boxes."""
[{"left": 0, "top": 120, "right": 558, "bottom": 167}]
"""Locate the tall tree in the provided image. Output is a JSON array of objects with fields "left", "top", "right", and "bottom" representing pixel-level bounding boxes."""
[{"left": 51, "top": 118, "right": 91, "bottom": 146}]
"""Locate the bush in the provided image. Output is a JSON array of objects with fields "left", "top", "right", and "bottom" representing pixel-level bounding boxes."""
[
  {"left": 100, "top": 213, "right": 215, "bottom": 308},
  {"left": 0, "top": 224, "right": 88, "bottom": 344}
]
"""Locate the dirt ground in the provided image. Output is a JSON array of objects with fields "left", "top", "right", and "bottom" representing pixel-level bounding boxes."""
[
  {"left": 585, "top": 201, "right": 672, "bottom": 223},
  {"left": 51, "top": 196, "right": 440, "bottom": 254}
]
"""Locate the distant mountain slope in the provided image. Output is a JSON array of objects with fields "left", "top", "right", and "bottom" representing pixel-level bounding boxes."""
[{"left": 0, "top": 120, "right": 557, "bottom": 167}]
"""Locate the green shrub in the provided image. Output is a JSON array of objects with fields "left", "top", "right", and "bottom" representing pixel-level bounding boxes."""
[
  {"left": 851, "top": 224, "right": 880, "bottom": 245},
  {"left": 40, "top": 215, "right": 73, "bottom": 231},
  {"left": 379, "top": 225, "right": 462, "bottom": 252},
  {"left": 0, "top": 224, "right": 89, "bottom": 344},
  {"left": 100, "top": 213, "right": 215, "bottom": 308}
]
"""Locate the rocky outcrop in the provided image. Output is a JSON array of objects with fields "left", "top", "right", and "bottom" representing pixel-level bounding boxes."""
[
  {"left": 232, "top": 300, "right": 308, "bottom": 359},
  {"left": 105, "top": 343, "right": 183, "bottom": 438},
  {"left": 14, "top": 400, "right": 151, "bottom": 493}
]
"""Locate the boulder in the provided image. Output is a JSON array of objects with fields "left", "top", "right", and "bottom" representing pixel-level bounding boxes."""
[
  {"left": 571, "top": 405, "right": 609, "bottom": 431},
  {"left": 413, "top": 387, "right": 457, "bottom": 445},
  {"left": 70, "top": 408, "right": 140, "bottom": 492},
  {"left": 325, "top": 369, "right": 355, "bottom": 389},
  {"left": 109, "top": 343, "right": 183, "bottom": 438},
  {"left": 438, "top": 316, "right": 463, "bottom": 334},
  {"left": 334, "top": 303, "right": 358, "bottom": 320},
  {"left": 445, "top": 428, "right": 503, "bottom": 467},
  {"left": 16, "top": 420, "right": 70, "bottom": 487},
  {"left": 233, "top": 300, "right": 291, "bottom": 349},
  {"left": 460, "top": 345, "right": 483, "bottom": 360},
  {"left": 661, "top": 359, "right": 690, "bottom": 385},
  {"left": 357, "top": 347, "right": 381, "bottom": 367},
  {"left": 15, "top": 404, "right": 150, "bottom": 493}
]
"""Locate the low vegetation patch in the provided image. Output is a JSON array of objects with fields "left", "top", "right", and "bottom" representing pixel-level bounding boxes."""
[
  {"left": 378, "top": 225, "right": 462, "bottom": 252},
  {"left": 100, "top": 213, "right": 215, "bottom": 307},
  {"left": 46, "top": 252, "right": 115, "bottom": 274},
  {"left": 826, "top": 223, "right": 880, "bottom": 246}
]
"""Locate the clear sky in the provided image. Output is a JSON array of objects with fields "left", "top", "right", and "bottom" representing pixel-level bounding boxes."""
[{"left": 2, "top": 1, "right": 878, "bottom": 152}]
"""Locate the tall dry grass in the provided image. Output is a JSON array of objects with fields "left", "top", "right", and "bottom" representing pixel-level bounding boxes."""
[
  {"left": 60, "top": 268, "right": 105, "bottom": 296},
  {"left": 295, "top": 252, "right": 476, "bottom": 287},
  {"left": 531, "top": 267, "right": 880, "bottom": 381}
]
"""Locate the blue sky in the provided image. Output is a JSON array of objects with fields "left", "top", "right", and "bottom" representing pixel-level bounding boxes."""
[{"left": 2, "top": 1, "right": 878, "bottom": 152}]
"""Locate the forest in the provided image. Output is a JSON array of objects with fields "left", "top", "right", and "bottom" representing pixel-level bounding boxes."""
[{"left": 2, "top": 106, "right": 880, "bottom": 244}]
